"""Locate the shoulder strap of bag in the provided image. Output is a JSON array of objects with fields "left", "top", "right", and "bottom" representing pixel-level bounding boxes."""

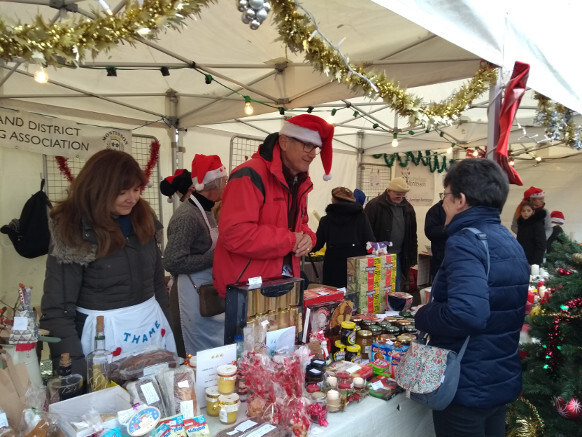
[
  {"left": 462, "top": 227, "right": 490, "bottom": 277},
  {"left": 456, "top": 227, "right": 489, "bottom": 358}
]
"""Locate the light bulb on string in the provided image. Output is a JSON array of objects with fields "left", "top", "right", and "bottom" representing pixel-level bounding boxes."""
[
  {"left": 243, "top": 96, "right": 254, "bottom": 115},
  {"left": 535, "top": 156, "right": 542, "bottom": 163},
  {"left": 472, "top": 149, "right": 479, "bottom": 157},
  {"left": 391, "top": 132, "right": 399, "bottom": 148},
  {"left": 509, "top": 158, "right": 515, "bottom": 166},
  {"left": 34, "top": 66, "right": 48, "bottom": 83}
]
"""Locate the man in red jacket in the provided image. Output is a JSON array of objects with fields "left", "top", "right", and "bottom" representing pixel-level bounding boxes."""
[{"left": 213, "top": 114, "right": 334, "bottom": 296}]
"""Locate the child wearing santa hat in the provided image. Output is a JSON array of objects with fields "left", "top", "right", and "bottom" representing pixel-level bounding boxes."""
[
  {"left": 547, "top": 211, "right": 566, "bottom": 253},
  {"left": 511, "top": 186, "right": 552, "bottom": 240}
]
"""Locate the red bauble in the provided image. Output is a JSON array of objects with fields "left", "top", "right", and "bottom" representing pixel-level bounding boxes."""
[{"left": 555, "top": 396, "right": 582, "bottom": 419}]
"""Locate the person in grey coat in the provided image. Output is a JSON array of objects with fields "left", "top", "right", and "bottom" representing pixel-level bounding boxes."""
[{"left": 162, "top": 154, "right": 228, "bottom": 355}]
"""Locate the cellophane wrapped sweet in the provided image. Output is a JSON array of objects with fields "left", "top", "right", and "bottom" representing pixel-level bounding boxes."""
[{"left": 238, "top": 347, "right": 312, "bottom": 436}]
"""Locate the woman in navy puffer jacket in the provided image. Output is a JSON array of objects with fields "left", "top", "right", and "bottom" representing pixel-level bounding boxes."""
[{"left": 414, "top": 159, "right": 529, "bottom": 437}]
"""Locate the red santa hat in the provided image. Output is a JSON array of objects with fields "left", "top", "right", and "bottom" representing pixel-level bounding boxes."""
[
  {"left": 279, "top": 114, "right": 334, "bottom": 181},
  {"left": 523, "top": 186, "right": 545, "bottom": 200},
  {"left": 550, "top": 210, "right": 565, "bottom": 224},
  {"left": 191, "top": 154, "right": 227, "bottom": 191},
  {"left": 160, "top": 169, "right": 192, "bottom": 202}
]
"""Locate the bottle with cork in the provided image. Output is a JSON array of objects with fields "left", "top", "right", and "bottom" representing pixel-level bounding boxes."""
[
  {"left": 47, "top": 352, "right": 84, "bottom": 403},
  {"left": 86, "top": 315, "right": 112, "bottom": 392}
]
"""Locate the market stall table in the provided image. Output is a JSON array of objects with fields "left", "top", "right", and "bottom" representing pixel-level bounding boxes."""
[{"left": 203, "top": 392, "right": 435, "bottom": 436}]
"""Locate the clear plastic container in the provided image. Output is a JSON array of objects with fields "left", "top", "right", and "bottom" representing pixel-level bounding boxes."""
[{"left": 216, "top": 364, "right": 238, "bottom": 394}]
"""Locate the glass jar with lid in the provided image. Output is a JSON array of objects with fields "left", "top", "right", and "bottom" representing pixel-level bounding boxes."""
[
  {"left": 205, "top": 386, "right": 221, "bottom": 416},
  {"left": 345, "top": 344, "right": 361, "bottom": 363},
  {"left": 333, "top": 340, "right": 346, "bottom": 362},
  {"left": 216, "top": 364, "right": 238, "bottom": 394},
  {"left": 340, "top": 321, "right": 356, "bottom": 345},
  {"left": 356, "top": 329, "right": 373, "bottom": 361},
  {"left": 368, "top": 325, "right": 383, "bottom": 342},
  {"left": 218, "top": 393, "right": 240, "bottom": 424}
]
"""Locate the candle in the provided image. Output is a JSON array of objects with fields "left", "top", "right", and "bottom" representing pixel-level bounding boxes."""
[
  {"left": 326, "top": 376, "right": 338, "bottom": 388},
  {"left": 353, "top": 377, "right": 365, "bottom": 388},
  {"left": 327, "top": 389, "right": 339, "bottom": 401},
  {"left": 531, "top": 264, "right": 540, "bottom": 276}
]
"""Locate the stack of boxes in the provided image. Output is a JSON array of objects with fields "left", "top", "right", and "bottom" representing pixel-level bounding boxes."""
[{"left": 346, "top": 254, "right": 397, "bottom": 314}]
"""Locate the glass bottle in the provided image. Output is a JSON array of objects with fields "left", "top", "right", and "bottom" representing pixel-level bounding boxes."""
[
  {"left": 87, "top": 315, "right": 111, "bottom": 392},
  {"left": 47, "top": 352, "right": 84, "bottom": 402}
]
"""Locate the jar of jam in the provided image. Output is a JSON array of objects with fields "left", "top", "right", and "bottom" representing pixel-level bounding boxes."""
[
  {"left": 345, "top": 344, "right": 361, "bottom": 363},
  {"left": 383, "top": 316, "right": 398, "bottom": 324},
  {"left": 397, "top": 333, "right": 416, "bottom": 346},
  {"left": 333, "top": 340, "right": 346, "bottom": 362},
  {"left": 340, "top": 321, "right": 356, "bottom": 345},
  {"left": 379, "top": 333, "right": 396, "bottom": 344},
  {"left": 205, "top": 386, "right": 221, "bottom": 416},
  {"left": 379, "top": 321, "right": 392, "bottom": 332},
  {"left": 356, "top": 329, "right": 373, "bottom": 361},
  {"left": 385, "top": 325, "right": 400, "bottom": 336},
  {"left": 351, "top": 316, "right": 363, "bottom": 329},
  {"left": 218, "top": 393, "right": 240, "bottom": 424},
  {"left": 368, "top": 325, "right": 383, "bottom": 342}
]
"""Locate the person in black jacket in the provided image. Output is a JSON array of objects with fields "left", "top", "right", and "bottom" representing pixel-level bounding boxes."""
[
  {"left": 516, "top": 201, "right": 546, "bottom": 265},
  {"left": 547, "top": 210, "right": 566, "bottom": 253},
  {"left": 424, "top": 199, "right": 447, "bottom": 281},
  {"left": 364, "top": 177, "right": 417, "bottom": 292},
  {"left": 312, "top": 187, "right": 375, "bottom": 288}
]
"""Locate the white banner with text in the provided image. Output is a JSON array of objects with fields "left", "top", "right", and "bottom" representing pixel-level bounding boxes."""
[{"left": 0, "top": 108, "right": 131, "bottom": 158}]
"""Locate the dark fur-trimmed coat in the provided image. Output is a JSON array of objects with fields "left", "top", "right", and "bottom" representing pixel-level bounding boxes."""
[{"left": 40, "top": 217, "right": 168, "bottom": 376}]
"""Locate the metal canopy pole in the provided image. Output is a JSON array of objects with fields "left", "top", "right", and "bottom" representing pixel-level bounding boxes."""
[{"left": 486, "top": 67, "right": 502, "bottom": 160}]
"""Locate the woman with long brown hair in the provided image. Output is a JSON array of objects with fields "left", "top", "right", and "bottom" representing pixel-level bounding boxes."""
[{"left": 40, "top": 149, "right": 175, "bottom": 377}]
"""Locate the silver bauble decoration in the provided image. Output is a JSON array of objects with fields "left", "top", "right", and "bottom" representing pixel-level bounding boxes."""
[
  {"left": 241, "top": 12, "right": 251, "bottom": 24},
  {"left": 237, "top": 0, "right": 248, "bottom": 12},
  {"left": 256, "top": 8, "right": 268, "bottom": 23},
  {"left": 245, "top": 8, "right": 256, "bottom": 19},
  {"left": 250, "top": 19, "right": 260, "bottom": 30},
  {"left": 263, "top": 1, "right": 271, "bottom": 12},
  {"left": 249, "top": 0, "right": 264, "bottom": 9}
]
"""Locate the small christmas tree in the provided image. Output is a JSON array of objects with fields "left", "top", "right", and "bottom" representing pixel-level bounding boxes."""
[{"left": 507, "top": 233, "right": 582, "bottom": 437}]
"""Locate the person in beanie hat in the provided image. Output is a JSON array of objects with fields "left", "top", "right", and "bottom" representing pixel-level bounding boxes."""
[
  {"left": 547, "top": 210, "right": 566, "bottom": 253},
  {"left": 364, "top": 176, "right": 417, "bottom": 293},
  {"left": 511, "top": 186, "right": 552, "bottom": 239},
  {"left": 213, "top": 114, "right": 334, "bottom": 296},
  {"left": 160, "top": 169, "right": 193, "bottom": 202},
  {"left": 163, "top": 154, "right": 228, "bottom": 356},
  {"left": 312, "top": 187, "right": 375, "bottom": 288}
]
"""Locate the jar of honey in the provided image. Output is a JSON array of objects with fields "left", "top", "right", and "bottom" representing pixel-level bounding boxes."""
[
  {"left": 216, "top": 364, "right": 238, "bottom": 394},
  {"left": 205, "top": 386, "right": 221, "bottom": 416},
  {"left": 356, "top": 329, "right": 373, "bottom": 361},
  {"left": 218, "top": 393, "right": 240, "bottom": 424}
]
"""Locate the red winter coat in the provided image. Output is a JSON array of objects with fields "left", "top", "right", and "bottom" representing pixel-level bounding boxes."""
[{"left": 213, "top": 133, "right": 316, "bottom": 296}]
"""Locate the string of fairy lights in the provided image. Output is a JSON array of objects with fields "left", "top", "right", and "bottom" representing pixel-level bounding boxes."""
[{"left": 1, "top": 0, "right": 580, "bottom": 154}]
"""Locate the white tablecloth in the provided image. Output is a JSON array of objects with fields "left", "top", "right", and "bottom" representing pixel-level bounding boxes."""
[{"left": 205, "top": 393, "right": 435, "bottom": 436}]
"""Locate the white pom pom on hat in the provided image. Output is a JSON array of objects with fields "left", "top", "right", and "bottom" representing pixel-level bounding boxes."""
[
  {"left": 191, "top": 154, "right": 227, "bottom": 191},
  {"left": 279, "top": 114, "right": 334, "bottom": 181}
]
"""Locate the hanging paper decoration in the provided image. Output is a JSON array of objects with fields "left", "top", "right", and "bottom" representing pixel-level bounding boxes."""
[{"left": 494, "top": 61, "right": 529, "bottom": 186}]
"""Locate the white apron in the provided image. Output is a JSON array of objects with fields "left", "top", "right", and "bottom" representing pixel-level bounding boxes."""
[
  {"left": 176, "top": 195, "right": 225, "bottom": 355},
  {"left": 77, "top": 296, "right": 177, "bottom": 358}
]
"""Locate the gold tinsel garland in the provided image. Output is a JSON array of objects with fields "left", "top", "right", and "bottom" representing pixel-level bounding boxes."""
[
  {"left": 0, "top": 0, "right": 216, "bottom": 65},
  {"left": 0, "top": 0, "right": 497, "bottom": 126}
]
